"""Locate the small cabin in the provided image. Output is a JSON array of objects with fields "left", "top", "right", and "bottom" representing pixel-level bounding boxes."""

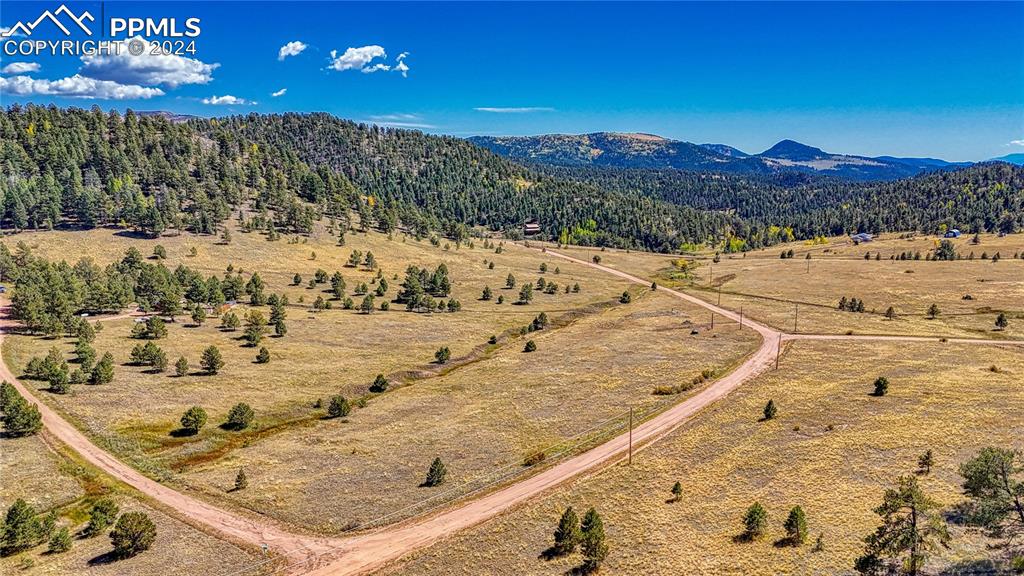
[
  {"left": 523, "top": 220, "right": 542, "bottom": 236},
  {"left": 850, "top": 232, "right": 873, "bottom": 244},
  {"left": 944, "top": 229, "right": 961, "bottom": 238}
]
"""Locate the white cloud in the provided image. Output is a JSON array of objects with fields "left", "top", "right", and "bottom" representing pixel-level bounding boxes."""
[
  {"left": 363, "top": 113, "right": 433, "bottom": 129},
  {"left": 2, "top": 62, "right": 40, "bottom": 74},
  {"left": 0, "top": 74, "right": 163, "bottom": 100},
  {"left": 81, "top": 38, "right": 218, "bottom": 88},
  {"left": 473, "top": 107, "right": 555, "bottom": 113},
  {"left": 202, "top": 94, "right": 252, "bottom": 105},
  {"left": 370, "top": 113, "right": 420, "bottom": 121},
  {"left": 0, "top": 26, "right": 25, "bottom": 37},
  {"left": 277, "top": 40, "right": 307, "bottom": 61},
  {"left": 395, "top": 52, "right": 410, "bottom": 78},
  {"left": 328, "top": 45, "right": 387, "bottom": 72},
  {"left": 1010, "top": 139, "right": 1024, "bottom": 147},
  {"left": 361, "top": 63, "right": 390, "bottom": 74},
  {"left": 271, "top": 88, "right": 287, "bottom": 97}
]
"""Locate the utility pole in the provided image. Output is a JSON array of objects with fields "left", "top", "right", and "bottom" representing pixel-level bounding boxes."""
[
  {"left": 793, "top": 303, "right": 798, "bottom": 333},
  {"left": 711, "top": 312, "right": 714, "bottom": 330},
  {"left": 718, "top": 286, "right": 722, "bottom": 305},
  {"left": 775, "top": 337, "right": 781, "bottom": 370},
  {"left": 628, "top": 407, "right": 633, "bottom": 466},
  {"left": 739, "top": 307, "right": 743, "bottom": 329}
]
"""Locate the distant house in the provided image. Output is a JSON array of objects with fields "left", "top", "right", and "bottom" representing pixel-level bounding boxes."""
[
  {"left": 850, "top": 232, "right": 873, "bottom": 243},
  {"left": 944, "top": 229, "right": 961, "bottom": 238},
  {"left": 523, "top": 220, "right": 542, "bottom": 236}
]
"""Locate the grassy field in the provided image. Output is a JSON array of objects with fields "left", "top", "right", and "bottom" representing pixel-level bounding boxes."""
[
  {"left": 383, "top": 339, "right": 1024, "bottom": 576},
  {"left": 0, "top": 432, "right": 263, "bottom": 576},
  {"left": 2, "top": 225, "right": 761, "bottom": 533},
  {"left": 556, "top": 233, "right": 1024, "bottom": 339}
]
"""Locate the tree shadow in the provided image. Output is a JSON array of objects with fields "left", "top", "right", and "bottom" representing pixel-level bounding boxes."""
[
  {"left": 168, "top": 428, "right": 198, "bottom": 438},
  {"left": 538, "top": 546, "right": 567, "bottom": 561},
  {"left": 772, "top": 537, "right": 799, "bottom": 548},
  {"left": 936, "top": 558, "right": 1002, "bottom": 575},
  {"left": 87, "top": 551, "right": 119, "bottom": 566},
  {"left": 731, "top": 532, "right": 758, "bottom": 544}
]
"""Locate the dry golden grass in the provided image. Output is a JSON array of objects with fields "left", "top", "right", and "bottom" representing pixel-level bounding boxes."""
[
  {"left": 176, "top": 290, "right": 759, "bottom": 532},
  {"left": 2, "top": 225, "right": 632, "bottom": 477},
  {"left": 556, "top": 233, "right": 1024, "bottom": 339},
  {"left": 0, "top": 433, "right": 263, "bottom": 576},
  {"left": 2, "top": 226, "right": 761, "bottom": 534},
  {"left": 383, "top": 339, "right": 1024, "bottom": 576}
]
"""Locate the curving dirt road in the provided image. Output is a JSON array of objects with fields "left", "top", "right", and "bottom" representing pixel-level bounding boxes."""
[{"left": 2, "top": 248, "right": 1019, "bottom": 576}]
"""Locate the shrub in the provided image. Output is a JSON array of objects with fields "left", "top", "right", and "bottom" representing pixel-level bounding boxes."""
[
  {"left": 873, "top": 376, "right": 889, "bottom": 396},
  {"left": 255, "top": 347, "right": 271, "bottom": 364},
  {"left": 327, "top": 395, "right": 351, "bottom": 418},
  {"left": 224, "top": 403, "right": 255, "bottom": 430},
  {"left": 523, "top": 451, "right": 546, "bottom": 467},
  {"left": 179, "top": 406, "right": 207, "bottom": 435},
  {"left": 175, "top": 356, "right": 189, "bottom": 377},
  {"left": 370, "top": 374, "right": 389, "bottom": 393},
  {"left": 200, "top": 346, "right": 224, "bottom": 374},
  {"left": 423, "top": 457, "right": 447, "bottom": 487},
  {"left": 620, "top": 291, "right": 632, "bottom": 304},
  {"left": 84, "top": 498, "right": 119, "bottom": 537},
  {"left": 110, "top": 511, "right": 156, "bottom": 558},
  {"left": 48, "top": 526, "right": 71, "bottom": 553},
  {"left": 434, "top": 346, "right": 451, "bottom": 364},
  {"left": 234, "top": 468, "right": 248, "bottom": 491},
  {"left": 524, "top": 340, "right": 537, "bottom": 353}
]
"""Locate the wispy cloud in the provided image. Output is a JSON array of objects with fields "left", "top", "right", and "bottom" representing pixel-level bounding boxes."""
[
  {"left": 473, "top": 107, "right": 555, "bottom": 113},
  {"left": 271, "top": 88, "right": 287, "bottom": 97},
  {"left": 278, "top": 41, "right": 307, "bottom": 61},
  {"left": 202, "top": 94, "right": 254, "bottom": 106},
  {"left": 363, "top": 113, "right": 435, "bottom": 129},
  {"left": 1009, "top": 139, "right": 1024, "bottom": 147}
]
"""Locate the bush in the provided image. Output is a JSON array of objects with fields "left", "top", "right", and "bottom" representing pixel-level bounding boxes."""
[
  {"left": 873, "top": 376, "right": 889, "bottom": 396},
  {"left": 762, "top": 399, "right": 778, "bottom": 420},
  {"left": 423, "top": 457, "right": 447, "bottom": 487},
  {"left": 327, "top": 395, "right": 351, "bottom": 418},
  {"left": 3, "top": 397, "right": 42, "bottom": 437},
  {"left": 91, "top": 352, "right": 115, "bottom": 384},
  {"left": 255, "top": 347, "right": 271, "bottom": 364},
  {"left": 434, "top": 346, "right": 451, "bottom": 364},
  {"left": 523, "top": 451, "right": 546, "bottom": 467},
  {"left": 619, "top": 291, "right": 632, "bottom": 304},
  {"left": 175, "top": 356, "right": 189, "bottom": 377},
  {"left": 200, "top": 346, "right": 224, "bottom": 374},
  {"left": 524, "top": 340, "right": 537, "bottom": 353},
  {"left": 179, "top": 406, "right": 207, "bottom": 435},
  {"left": 110, "top": 511, "right": 156, "bottom": 558},
  {"left": 234, "top": 468, "right": 248, "bottom": 491},
  {"left": 1, "top": 499, "right": 44, "bottom": 554},
  {"left": 224, "top": 403, "right": 255, "bottom": 430},
  {"left": 84, "top": 498, "right": 119, "bottom": 537},
  {"left": 370, "top": 374, "right": 389, "bottom": 393},
  {"left": 48, "top": 526, "right": 71, "bottom": 553}
]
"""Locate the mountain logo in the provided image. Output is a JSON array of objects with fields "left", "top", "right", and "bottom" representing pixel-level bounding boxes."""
[{"left": 2, "top": 4, "right": 95, "bottom": 37}]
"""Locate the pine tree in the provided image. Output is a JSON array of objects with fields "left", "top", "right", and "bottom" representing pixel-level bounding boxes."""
[
  {"left": 234, "top": 468, "right": 248, "bottom": 491},
  {"left": 553, "top": 507, "right": 581, "bottom": 555},
  {"left": 763, "top": 399, "right": 778, "bottom": 420},
  {"left": 918, "top": 449, "right": 934, "bottom": 475},
  {"left": 742, "top": 502, "right": 768, "bottom": 540},
  {"left": 110, "top": 511, "right": 156, "bottom": 558},
  {"left": 784, "top": 506, "right": 808, "bottom": 546},
  {"left": 180, "top": 406, "right": 208, "bottom": 435},
  {"left": 370, "top": 374, "right": 389, "bottom": 393},
  {"left": 48, "top": 525, "right": 72, "bottom": 553},
  {"left": 855, "top": 476, "right": 949, "bottom": 576},
  {"left": 995, "top": 313, "right": 1009, "bottom": 330},
  {"left": 327, "top": 395, "right": 351, "bottom": 418},
  {"left": 524, "top": 340, "right": 537, "bottom": 353},
  {"left": 1, "top": 499, "right": 43, "bottom": 553},
  {"left": 175, "top": 356, "right": 189, "bottom": 377},
  {"left": 255, "top": 347, "right": 271, "bottom": 364},
  {"left": 84, "top": 498, "right": 119, "bottom": 537},
  {"left": 200, "top": 346, "right": 224, "bottom": 374},
  {"left": 435, "top": 346, "right": 451, "bottom": 364},
  {"left": 423, "top": 457, "right": 447, "bottom": 487},
  {"left": 580, "top": 507, "right": 609, "bottom": 570}
]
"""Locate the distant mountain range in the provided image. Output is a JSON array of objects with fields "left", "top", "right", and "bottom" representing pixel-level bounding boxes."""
[
  {"left": 468, "top": 132, "right": 976, "bottom": 181},
  {"left": 991, "top": 153, "right": 1024, "bottom": 166}
]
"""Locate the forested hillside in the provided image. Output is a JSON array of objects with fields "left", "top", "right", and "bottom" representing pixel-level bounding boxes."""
[
  {"left": 0, "top": 106, "right": 739, "bottom": 252},
  {"left": 1, "top": 106, "right": 1022, "bottom": 254},
  {"left": 541, "top": 163, "right": 1024, "bottom": 243}
]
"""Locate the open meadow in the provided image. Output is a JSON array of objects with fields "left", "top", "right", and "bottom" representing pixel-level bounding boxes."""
[
  {"left": 2, "top": 225, "right": 760, "bottom": 533},
  {"left": 383, "top": 338, "right": 1024, "bottom": 576},
  {"left": 556, "top": 233, "right": 1024, "bottom": 340}
]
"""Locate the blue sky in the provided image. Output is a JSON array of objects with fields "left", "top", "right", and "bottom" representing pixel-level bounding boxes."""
[{"left": 1, "top": 1, "right": 1022, "bottom": 161}]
